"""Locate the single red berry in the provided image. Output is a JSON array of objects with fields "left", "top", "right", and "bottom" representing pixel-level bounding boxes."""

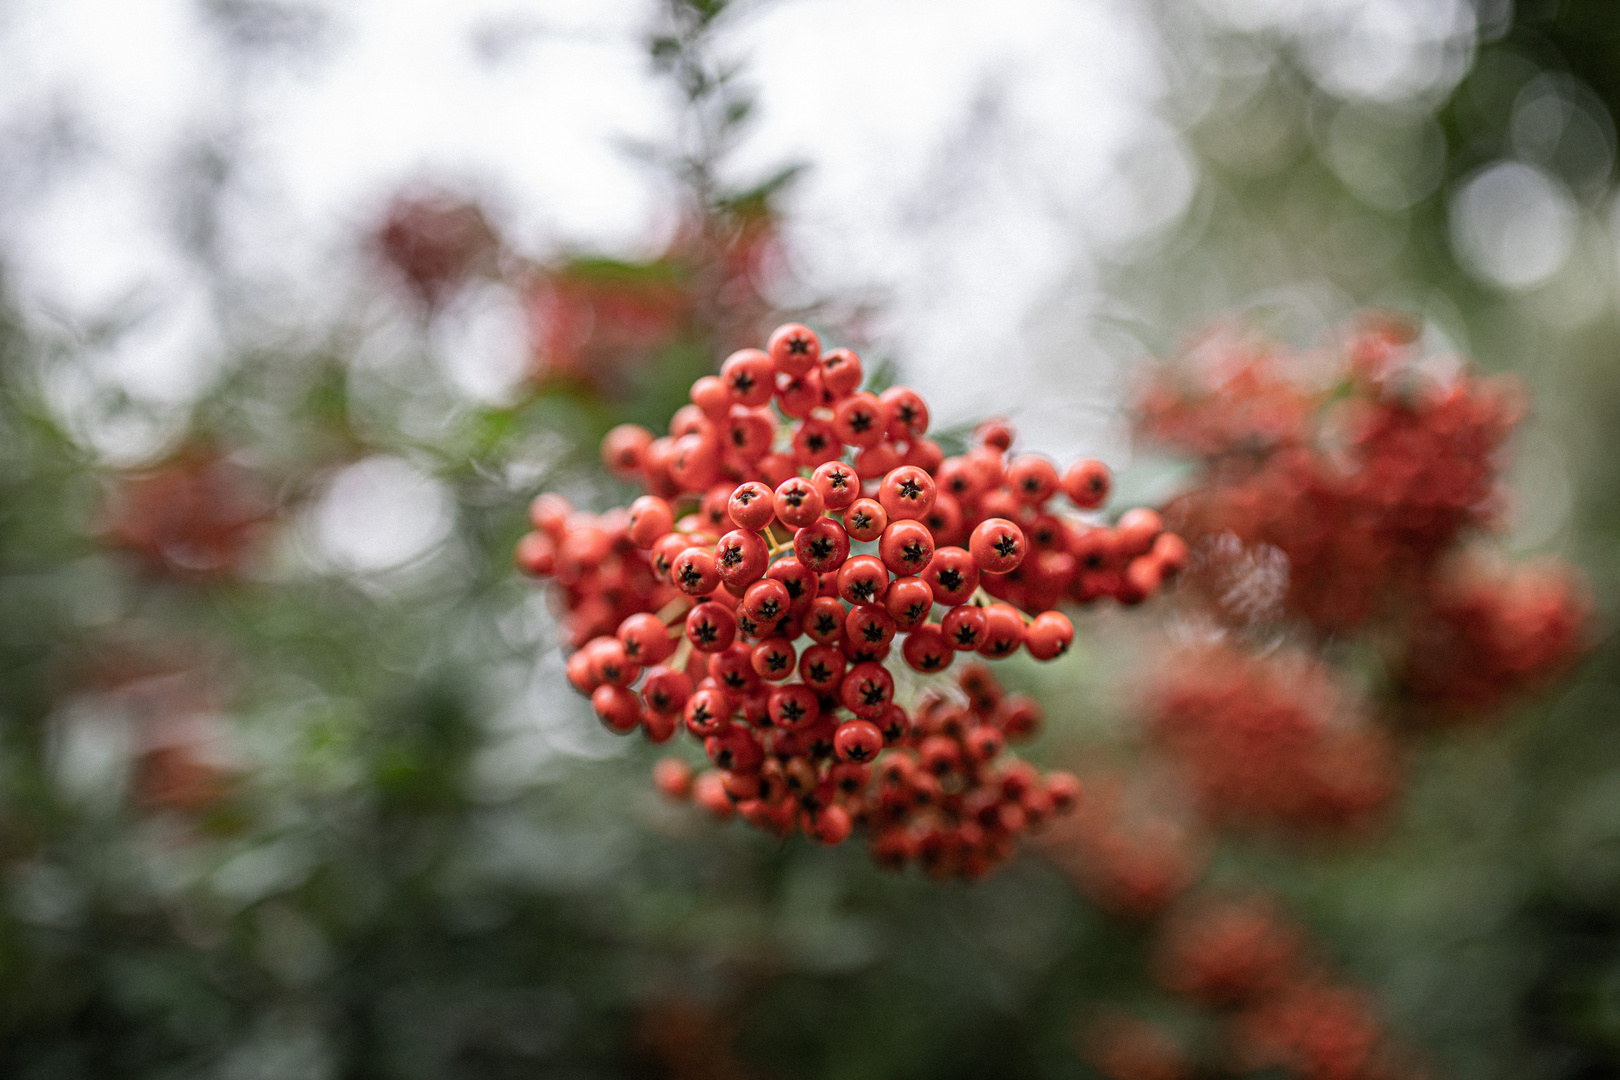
[
  {"left": 791, "top": 417, "right": 843, "bottom": 468},
  {"left": 669, "top": 404, "right": 710, "bottom": 438},
  {"left": 995, "top": 694, "right": 1043, "bottom": 740},
  {"left": 592, "top": 684, "right": 641, "bottom": 734},
  {"left": 811, "top": 460, "right": 860, "bottom": 511},
  {"left": 1114, "top": 507, "right": 1163, "bottom": 559},
  {"left": 617, "top": 612, "right": 675, "bottom": 665},
  {"left": 807, "top": 802, "right": 853, "bottom": 844},
  {"left": 942, "top": 604, "right": 988, "bottom": 651},
  {"left": 1151, "top": 531, "right": 1189, "bottom": 575},
  {"left": 708, "top": 643, "right": 760, "bottom": 695},
  {"left": 804, "top": 596, "right": 848, "bottom": 643},
  {"left": 683, "top": 686, "right": 733, "bottom": 736},
  {"left": 726, "top": 481, "right": 775, "bottom": 531},
  {"left": 834, "top": 718, "right": 884, "bottom": 762},
  {"left": 693, "top": 771, "right": 734, "bottom": 818},
  {"left": 1025, "top": 610, "right": 1074, "bottom": 661},
  {"left": 720, "top": 347, "right": 775, "bottom": 407},
  {"left": 626, "top": 495, "right": 674, "bottom": 548},
  {"left": 587, "top": 637, "right": 639, "bottom": 687},
  {"left": 832, "top": 391, "right": 889, "bottom": 448},
  {"left": 669, "top": 431, "right": 721, "bottom": 492},
  {"left": 1044, "top": 770, "right": 1082, "bottom": 813},
  {"left": 684, "top": 602, "right": 737, "bottom": 653},
  {"left": 750, "top": 637, "right": 797, "bottom": 681},
  {"left": 652, "top": 757, "right": 693, "bottom": 799},
  {"left": 529, "top": 492, "right": 572, "bottom": 536},
  {"left": 877, "top": 465, "right": 936, "bottom": 522},
  {"left": 515, "top": 532, "right": 555, "bottom": 577},
  {"left": 722, "top": 769, "right": 762, "bottom": 801},
  {"left": 880, "top": 386, "right": 929, "bottom": 439},
  {"left": 902, "top": 623, "right": 954, "bottom": 673},
  {"left": 884, "top": 575, "right": 935, "bottom": 629},
  {"left": 565, "top": 649, "right": 599, "bottom": 695},
  {"left": 963, "top": 725, "right": 1006, "bottom": 765},
  {"left": 845, "top": 604, "right": 898, "bottom": 650},
  {"left": 969, "top": 518, "right": 1026, "bottom": 575},
  {"left": 843, "top": 498, "right": 888, "bottom": 543},
  {"left": 837, "top": 554, "right": 891, "bottom": 606},
  {"left": 1061, "top": 458, "right": 1111, "bottom": 509},
  {"left": 920, "top": 491, "right": 964, "bottom": 546},
  {"left": 975, "top": 419, "right": 1014, "bottom": 451},
  {"left": 775, "top": 367, "right": 823, "bottom": 419},
  {"left": 725, "top": 407, "right": 775, "bottom": 462},
  {"left": 601, "top": 423, "right": 653, "bottom": 479},
  {"left": 935, "top": 457, "right": 983, "bottom": 503},
  {"left": 922, "top": 546, "right": 979, "bottom": 607},
  {"left": 773, "top": 477, "right": 825, "bottom": 529},
  {"left": 798, "top": 642, "right": 847, "bottom": 692},
  {"left": 830, "top": 761, "right": 871, "bottom": 795},
  {"left": 879, "top": 518, "right": 936, "bottom": 577},
  {"left": 819, "top": 347, "right": 863, "bottom": 399},
  {"left": 650, "top": 531, "right": 691, "bottom": 582},
  {"left": 919, "top": 734, "right": 962, "bottom": 776},
  {"left": 904, "top": 437, "right": 944, "bottom": 474},
  {"left": 670, "top": 545, "right": 721, "bottom": 596},
  {"left": 641, "top": 665, "right": 693, "bottom": 714},
  {"left": 715, "top": 529, "right": 769, "bottom": 586},
  {"left": 977, "top": 487, "right": 1022, "bottom": 522},
  {"left": 1006, "top": 454, "right": 1060, "bottom": 505},
  {"left": 977, "top": 603, "right": 1026, "bottom": 657},
  {"left": 1122, "top": 554, "right": 1163, "bottom": 601},
  {"left": 768, "top": 323, "right": 821, "bottom": 376},
  {"left": 841, "top": 635, "right": 891, "bottom": 665},
  {"left": 741, "top": 578, "right": 791, "bottom": 624},
  {"left": 689, "top": 375, "right": 732, "bottom": 419},
  {"left": 792, "top": 516, "right": 851, "bottom": 574},
  {"left": 878, "top": 703, "right": 910, "bottom": 744},
  {"left": 840, "top": 661, "right": 894, "bottom": 718},
  {"left": 767, "top": 683, "right": 820, "bottom": 730}
]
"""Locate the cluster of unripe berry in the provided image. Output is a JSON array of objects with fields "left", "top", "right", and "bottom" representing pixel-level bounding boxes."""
[{"left": 515, "top": 323, "right": 1180, "bottom": 865}]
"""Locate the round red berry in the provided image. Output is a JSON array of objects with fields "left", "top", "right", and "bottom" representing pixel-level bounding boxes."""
[
  {"left": 773, "top": 477, "right": 825, "bottom": 529},
  {"left": 834, "top": 718, "right": 884, "bottom": 763},
  {"left": 797, "top": 643, "right": 847, "bottom": 692},
  {"left": 840, "top": 661, "right": 894, "bottom": 718},
  {"left": 969, "top": 518, "right": 1026, "bottom": 575},
  {"left": 725, "top": 481, "right": 774, "bottom": 531},
  {"left": 592, "top": 684, "right": 641, "bottom": 734},
  {"left": 626, "top": 495, "right": 674, "bottom": 548},
  {"left": 775, "top": 368, "right": 822, "bottom": 418},
  {"left": 601, "top": 423, "right": 653, "bottom": 479},
  {"left": 877, "top": 465, "right": 936, "bottom": 522},
  {"left": 792, "top": 516, "right": 851, "bottom": 574},
  {"left": 742, "top": 578, "right": 791, "bottom": 624},
  {"left": 811, "top": 460, "right": 860, "bottom": 511},
  {"left": 689, "top": 375, "right": 731, "bottom": 419},
  {"left": 1061, "top": 458, "right": 1111, "bottom": 509},
  {"left": 809, "top": 803, "right": 854, "bottom": 844},
  {"left": 684, "top": 602, "right": 737, "bottom": 653},
  {"left": 1115, "top": 507, "right": 1163, "bottom": 559},
  {"left": 1006, "top": 454, "right": 1059, "bottom": 505},
  {"left": 768, "top": 323, "right": 821, "bottom": 376},
  {"left": 922, "top": 546, "right": 979, "bottom": 607},
  {"left": 766, "top": 556, "right": 819, "bottom": 615},
  {"left": 652, "top": 757, "right": 693, "bottom": 799},
  {"left": 845, "top": 604, "right": 898, "bottom": 650},
  {"left": 791, "top": 417, "right": 842, "bottom": 468},
  {"left": 880, "top": 386, "right": 929, "bottom": 439},
  {"left": 942, "top": 604, "right": 987, "bottom": 651},
  {"left": 641, "top": 665, "right": 693, "bottom": 714},
  {"left": 515, "top": 532, "right": 555, "bottom": 577},
  {"left": 819, "top": 347, "right": 863, "bottom": 399},
  {"left": 750, "top": 637, "right": 797, "bottom": 681},
  {"left": 884, "top": 575, "right": 935, "bottom": 629},
  {"left": 879, "top": 519, "right": 936, "bottom": 577},
  {"left": 832, "top": 391, "right": 888, "bottom": 448},
  {"left": 977, "top": 603, "right": 1026, "bottom": 657},
  {"left": 837, "top": 554, "right": 891, "bottom": 606},
  {"left": 767, "top": 684, "right": 820, "bottom": 730},
  {"left": 720, "top": 347, "right": 775, "bottom": 407},
  {"left": 1025, "top": 610, "right": 1074, "bottom": 660},
  {"left": 803, "top": 596, "right": 848, "bottom": 644},
  {"left": 725, "top": 408, "right": 774, "bottom": 461},
  {"left": 843, "top": 497, "right": 888, "bottom": 543},
  {"left": 902, "top": 623, "right": 954, "bottom": 673},
  {"left": 670, "top": 545, "right": 721, "bottom": 596},
  {"left": 617, "top": 612, "right": 675, "bottom": 665}
]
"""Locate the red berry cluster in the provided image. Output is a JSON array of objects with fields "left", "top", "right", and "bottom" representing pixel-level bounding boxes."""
[
  {"left": 514, "top": 324, "right": 1167, "bottom": 865},
  {"left": 1140, "top": 320, "right": 1524, "bottom": 634},
  {"left": 103, "top": 445, "right": 274, "bottom": 580},
  {"left": 656, "top": 663, "right": 1081, "bottom": 877},
  {"left": 1399, "top": 555, "right": 1590, "bottom": 718},
  {"left": 1144, "top": 642, "right": 1397, "bottom": 836}
]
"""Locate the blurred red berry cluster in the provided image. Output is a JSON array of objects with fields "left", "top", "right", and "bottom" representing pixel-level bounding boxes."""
[
  {"left": 516, "top": 324, "right": 1183, "bottom": 871},
  {"left": 102, "top": 445, "right": 274, "bottom": 581}
]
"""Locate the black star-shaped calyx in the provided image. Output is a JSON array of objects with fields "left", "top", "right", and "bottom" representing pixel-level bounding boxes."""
[
  {"left": 692, "top": 621, "right": 718, "bottom": 644},
  {"left": 993, "top": 535, "right": 1019, "bottom": 558},
  {"left": 938, "top": 568, "right": 963, "bottom": 590},
  {"left": 787, "top": 335, "right": 809, "bottom": 355},
  {"left": 862, "top": 623, "right": 885, "bottom": 643},
  {"left": 898, "top": 478, "right": 923, "bottom": 501}
]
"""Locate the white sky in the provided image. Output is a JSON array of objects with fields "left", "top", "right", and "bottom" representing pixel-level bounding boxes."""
[{"left": 0, "top": 0, "right": 1481, "bottom": 466}]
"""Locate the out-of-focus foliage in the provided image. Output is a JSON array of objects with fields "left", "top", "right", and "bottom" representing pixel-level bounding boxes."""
[{"left": 0, "top": 1, "right": 1614, "bottom": 1079}]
